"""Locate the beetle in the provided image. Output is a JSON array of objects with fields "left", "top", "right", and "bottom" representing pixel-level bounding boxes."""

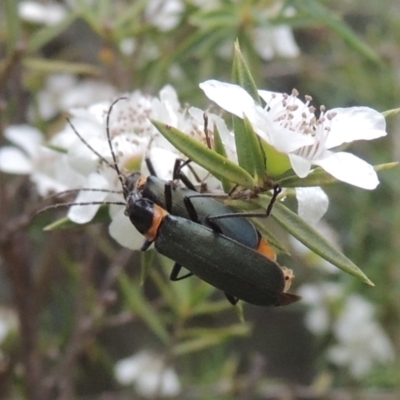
[
  {"left": 125, "top": 188, "right": 300, "bottom": 306},
  {"left": 43, "top": 98, "right": 300, "bottom": 305}
]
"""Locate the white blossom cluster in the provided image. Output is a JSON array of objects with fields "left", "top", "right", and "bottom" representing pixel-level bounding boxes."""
[
  {"left": 114, "top": 351, "right": 181, "bottom": 398},
  {"left": 299, "top": 283, "right": 394, "bottom": 378}
]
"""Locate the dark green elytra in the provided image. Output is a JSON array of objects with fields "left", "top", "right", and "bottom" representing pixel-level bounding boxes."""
[{"left": 155, "top": 215, "right": 299, "bottom": 306}]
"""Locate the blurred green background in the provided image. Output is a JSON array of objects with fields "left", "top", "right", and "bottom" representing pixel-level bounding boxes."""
[{"left": 0, "top": 0, "right": 399, "bottom": 399}]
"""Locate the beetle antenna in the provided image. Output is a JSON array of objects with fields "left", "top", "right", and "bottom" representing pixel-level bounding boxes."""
[
  {"left": 106, "top": 97, "right": 129, "bottom": 195},
  {"left": 36, "top": 200, "right": 126, "bottom": 217},
  {"left": 66, "top": 118, "right": 117, "bottom": 172},
  {"left": 44, "top": 188, "right": 123, "bottom": 201}
]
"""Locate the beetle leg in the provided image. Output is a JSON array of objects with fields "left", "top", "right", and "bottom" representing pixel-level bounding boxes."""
[
  {"left": 224, "top": 293, "right": 239, "bottom": 305},
  {"left": 145, "top": 157, "right": 157, "bottom": 177},
  {"left": 141, "top": 239, "right": 153, "bottom": 251},
  {"left": 170, "top": 263, "right": 193, "bottom": 281},
  {"left": 183, "top": 196, "right": 200, "bottom": 223},
  {"left": 266, "top": 184, "right": 282, "bottom": 216},
  {"left": 164, "top": 182, "right": 173, "bottom": 213}
]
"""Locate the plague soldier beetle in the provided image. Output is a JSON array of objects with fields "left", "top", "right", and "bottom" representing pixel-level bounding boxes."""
[{"left": 40, "top": 98, "right": 301, "bottom": 306}]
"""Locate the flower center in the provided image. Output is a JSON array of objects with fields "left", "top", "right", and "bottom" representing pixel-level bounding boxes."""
[{"left": 265, "top": 89, "right": 337, "bottom": 160}]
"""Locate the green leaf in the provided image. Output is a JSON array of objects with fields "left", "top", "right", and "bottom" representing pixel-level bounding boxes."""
[
  {"left": 242, "top": 115, "right": 266, "bottom": 180},
  {"left": 191, "top": 7, "right": 236, "bottom": 29},
  {"left": 23, "top": 58, "right": 101, "bottom": 76},
  {"left": 151, "top": 120, "right": 255, "bottom": 189},
  {"left": 232, "top": 117, "right": 254, "bottom": 175},
  {"left": 174, "top": 324, "right": 250, "bottom": 355},
  {"left": 5, "top": 0, "right": 20, "bottom": 52},
  {"left": 140, "top": 251, "right": 154, "bottom": 286},
  {"left": 232, "top": 40, "right": 261, "bottom": 103},
  {"left": 148, "top": 266, "right": 182, "bottom": 314},
  {"left": 278, "top": 168, "right": 337, "bottom": 188},
  {"left": 118, "top": 272, "right": 169, "bottom": 343},
  {"left": 213, "top": 122, "right": 233, "bottom": 193},
  {"left": 268, "top": 199, "right": 374, "bottom": 285},
  {"left": 293, "top": 0, "right": 380, "bottom": 64},
  {"left": 382, "top": 108, "right": 400, "bottom": 119},
  {"left": 191, "top": 299, "right": 233, "bottom": 315},
  {"left": 43, "top": 206, "right": 110, "bottom": 230},
  {"left": 44, "top": 143, "right": 68, "bottom": 153},
  {"left": 261, "top": 141, "right": 292, "bottom": 178},
  {"left": 28, "top": 13, "right": 77, "bottom": 53},
  {"left": 375, "top": 162, "right": 398, "bottom": 171}
]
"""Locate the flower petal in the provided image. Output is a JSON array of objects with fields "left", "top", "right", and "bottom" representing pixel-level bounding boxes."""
[
  {"left": 315, "top": 152, "right": 379, "bottom": 189},
  {"left": 0, "top": 147, "right": 33, "bottom": 173},
  {"left": 288, "top": 153, "right": 312, "bottom": 177},
  {"left": 326, "top": 107, "right": 386, "bottom": 149},
  {"left": 296, "top": 187, "right": 329, "bottom": 224},
  {"left": 4, "top": 125, "right": 43, "bottom": 157},
  {"left": 271, "top": 25, "right": 300, "bottom": 58},
  {"left": 200, "top": 80, "right": 258, "bottom": 121},
  {"left": 68, "top": 173, "right": 109, "bottom": 223}
]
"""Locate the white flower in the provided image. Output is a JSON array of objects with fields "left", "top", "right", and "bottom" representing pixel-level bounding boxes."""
[
  {"left": 298, "top": 283, "right": 343, "bottom": 334},
  {"left": 114, "top": 351, "right": 181, "bottom": 398},
  {"left": 0, "top": 125, "right": 83, "bottom": 196},
  {"left": 18, "top": 1, "right": 67, "bottom": 25},
  {"left": 300, "top": 285, "right": 394, "bottom": 378},
  {"left": 191, "top": 1, "right": 299, "bottom": 60},
  {"left": 253, "top": 25, "right": 299, "bottom": 60},
  {"left": 328, "top": 295, "right": 394, "bottom": 378},
  {"left": 200, "top": 80, "right": 314, "bottom": 155},
  {"left": 145, "top": 0, "right": 184, "bottom": 31},
  {"left": 200, "top": 80, "right": 386, "bottom": 190},
  {"left": 252, "top": 4, "right": 300, "bottom": 60},
  {"left": 30, "top": 74, "right": 117, "bottom": 121},
  {"left": 258, "top": 90, "right": 386, "bottom": 189}
]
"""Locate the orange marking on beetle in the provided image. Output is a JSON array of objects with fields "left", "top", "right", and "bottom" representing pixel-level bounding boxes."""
[
  {"left": 145, "top": 204, "right": 168, "bottom": 241},
  {"left": 136, "top": 175, "right": 148, "bottom": 190},
  {"left": 256, "top": 237, "right": 277, "bottom": 261}
]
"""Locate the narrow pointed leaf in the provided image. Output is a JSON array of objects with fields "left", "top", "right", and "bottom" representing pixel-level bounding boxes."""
[
  {"left": 43, "top": 206, "right": 110, "bottom": 230},
  {"left": 24, "top": 58, "right": 101, "bottom": 75},
  {"left": 174, "top": 324, "right": 250, "bottom": 355},
  {"left": 118, "top": 273, "right": 169, "bottom": 343},
  {"left": 232, "top": 40, "right": 261, "bottom": 104},
  {"left": 374, "top": 162, "right": 398, "bottom": 171},
  {"left": 242, "top": 115, "right": 266, "bottom": 180},
  {"left": 278, "top": 168, "right": 338, "bottom": 188},
  {"left": 382, "top": 108, "right": 400, "bottom": 119},
  {"left": 213, "top": 123, "right": 233, "bottom": 193},
  {"left": 233, "top": 117, "right": 255, "bottom": 175},
  {"left": 268, "top": 200, "right": 374, "bottom": 285},
  {"left": 28, "top": 13, "right": 77, "bottom": 53},
  {"left": 140, "top": 250, "right": 154, "bottom": 286},
  {"left": 152, "top": 120, "right": 255, "bottom": 189}
]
